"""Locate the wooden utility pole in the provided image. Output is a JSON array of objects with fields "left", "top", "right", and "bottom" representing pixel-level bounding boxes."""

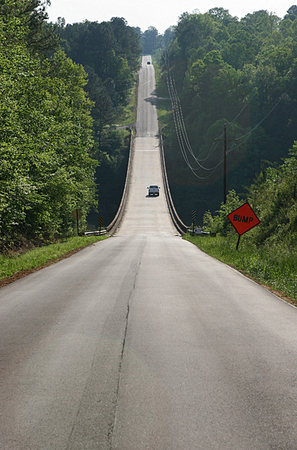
[
  {"left": 224, "top": 124, "right": 227, "bottom": 205},
  {"left": 215, "top": 124, "right": 237, "bottom": 204}
]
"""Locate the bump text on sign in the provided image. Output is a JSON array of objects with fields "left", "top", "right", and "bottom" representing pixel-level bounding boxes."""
[{"left": 227, "top": 203, "right": 260, "bottom": 236}]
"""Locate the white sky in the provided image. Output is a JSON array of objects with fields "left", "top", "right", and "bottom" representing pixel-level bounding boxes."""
[{"left": 47, "top": 0, "right": 296, "bottom": 34}]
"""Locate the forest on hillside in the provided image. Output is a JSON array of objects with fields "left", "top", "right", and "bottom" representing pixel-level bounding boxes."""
[
  {"left": 55, "top": 17, "right": 142, "bottom": 227},
  {"left": 158, "top": 6, "right": 297, "bottom": 226},
  {"left": 1, "top": 0, "right": 296, "bottom": 252},
  {"left": 55, "top": 20, "right": 176, "bottom": 227},
  {"left": 0, "top": 0, "right": 175, "bottom": 252},
  {"left": 0, "top": 1, "right": 144, "bottom": 251},
  {"left": 0, "top": 0, "right": 97, "bottom": 251}
]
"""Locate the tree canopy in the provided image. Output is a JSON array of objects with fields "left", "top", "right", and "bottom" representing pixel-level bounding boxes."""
[
  {"left": 0, "top": 0, "right": 96, "bottom": 251},
  {"left": 55, "top": 17, "right": 143, "bottom": 226},
  {"left": 160, "top": 6, "right": 297, "bottom": 224},
  {"left": 57, "top": 18, "right": 141, "bottom": 105}
]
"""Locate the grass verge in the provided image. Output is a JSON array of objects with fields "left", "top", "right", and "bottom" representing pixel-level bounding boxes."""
[
  {"left": 120, "top": 76, "right": 138, "bottom": 126},
  {"left": 154, "top": 59, "right": 171, "bottom": 128},
  {"left": 0, "top": 235, "right": 108, "bottom": 288},
  {"left": 184, "top": 233, "right": 297, "bottom": 306}
]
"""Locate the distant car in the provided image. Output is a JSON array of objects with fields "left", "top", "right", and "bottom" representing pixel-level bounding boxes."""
[
  {"left": 147, "top": 185, "right": 160, "bottom": 196},
  {"left": 147, "top": 61, "right": 151, "bottom": 64}
]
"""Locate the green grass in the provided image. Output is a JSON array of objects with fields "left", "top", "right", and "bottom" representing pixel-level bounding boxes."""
[
  {"left": 0, "top": 235, "right": 108, "bottom": 281},
  {"left": 184, "top": 233, "right": 297, "bottom": 304},
  {"left": 154, "top": 60, "right": 172, "bottom": 130},
  {"left": 120, "top": 77, "right": 138, "bottom": 126}
]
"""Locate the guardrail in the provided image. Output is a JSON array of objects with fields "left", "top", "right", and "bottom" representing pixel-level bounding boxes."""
[
  {"left": 106, "top": 128, "right": 135, "bottom": 235},
  {"left": 103, "top": 127, "right": 188, "bottom": 236},
  {"left": 159, "top": 132, "right": 188, "bottom": 234},
  {"left": 84, "top": 230, "right": 107, "bottom": 236}
]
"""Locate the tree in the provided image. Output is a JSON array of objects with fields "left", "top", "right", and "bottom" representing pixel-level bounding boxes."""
[
  {"left": 110, "top": 17, "right": 142, "bottom": 71},
  {"left": 84, "top": 66, "right": 116, "bottom": 147},
  {"left": 141, "top": 26, "right": 159, "bottom": 54},
  {"left": 162, "top": 26, "right": 175, "bottom": 48},
  {"left": 56, "top": 18, "right": 142, "bottom": 226},
  {"left": 175, "top": 13, "right": 214, "bottom": 59},
  {"left": 284, "top": 5, "right": 297, "bottom": 21},
  {"left": 0, "top": 8, "right": 96, "bottom": 249},
  {"left": 0, "top": 0, "right": 59, "bottom": 56},
  {"left": 160, "top": 7, "right": 297, "bottom": 223}
]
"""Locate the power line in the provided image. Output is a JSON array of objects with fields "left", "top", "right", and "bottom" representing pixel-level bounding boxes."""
[
  {"left": 165, "top": 51, "right": 223, "bottom": 178},
  {"left": 164, "top": 49, "right": 297, "bottom": 181}
]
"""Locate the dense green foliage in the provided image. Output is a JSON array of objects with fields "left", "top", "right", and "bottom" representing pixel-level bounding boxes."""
[
  {"left": 195, "top": 141, "right": 297, "bottom": 300},
  {"left": 3, "top": 0, "right": 295, "bottom": 261},
  {"left": 187, "top": 119, "right": 297, "bottom": 301},
  {"left": 140, "top": 26, "right": 175, "bottom": 54},
  {"left": 247, "top": 143, "right": 297, "bottom": 246},
  {"left": 0, "top": 0, "right": 97, "bottom": 252},
  {"left": 159, "top": 6, "right": 297, "bottom": 224},
  {"left": 203, "top": 141, "right": 297, "bottom": 246},
  {"left": 0, "top": 0, "right": 59, "bottom": 57},
  {"left": 57, "top": 17, "right": 141, "bottom": 103},
  {"left": 56, "top": 17, "right": 142, "bottom": 225}
]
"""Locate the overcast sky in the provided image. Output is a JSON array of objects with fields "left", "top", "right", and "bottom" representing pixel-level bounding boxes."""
[{"left": 47, "top": 0, "right": 295, "bottom": 34}]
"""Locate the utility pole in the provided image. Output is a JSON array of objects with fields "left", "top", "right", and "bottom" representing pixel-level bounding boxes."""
[
  {"left": 215, "top": 123, "right": 236, "bottom": 204},
  {"left": 111, "top": 80, "right": 117, "bottom": 111},
  {"left": 223, "top": 124, "right": 227, "bottom": 204}
]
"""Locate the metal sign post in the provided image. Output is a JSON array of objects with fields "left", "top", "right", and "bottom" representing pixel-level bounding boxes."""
[{"left": 72, "top": 209, "right": 83, "bottom": 235}]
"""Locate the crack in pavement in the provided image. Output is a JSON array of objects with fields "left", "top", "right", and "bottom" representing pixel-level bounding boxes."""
[
  {"left": 65, "top": 237, "right": 146, "bottom": 450},
  {"left": 108, "top": 246, "right": 143, "bottom": 448}
]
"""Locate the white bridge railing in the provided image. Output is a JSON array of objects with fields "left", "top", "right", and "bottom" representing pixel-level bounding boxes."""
[
  {"left": 159, "top": 131, "right": 188, "bottom": 234},
  {"left": 104, "top": 128, "right": 187, "bottom": 235},
  {"left": 106, "top": 129, "right": 135, "bottom": 235}
]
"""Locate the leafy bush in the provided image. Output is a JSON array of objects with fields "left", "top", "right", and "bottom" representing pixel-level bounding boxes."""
[
  {"left": 247, "top": 142, "right": 297, "bottom": 246},
  {"left": 203, "top": 190, "right": 242, "bottom": 235},
  {"left": 203, "top": 143, "right": 297, "bottom": 248}
]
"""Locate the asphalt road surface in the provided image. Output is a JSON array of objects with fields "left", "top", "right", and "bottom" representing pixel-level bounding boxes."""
[{"left": 1, "top": 56, "right": 297, "bottom": 450}]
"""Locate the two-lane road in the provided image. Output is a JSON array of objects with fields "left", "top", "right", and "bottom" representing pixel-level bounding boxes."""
[
  {"left": 1, "top": 56, "right": 297, "bottom": 450},
  {"left": 117, "top": 55, "right": 176, "bottom": 237}
]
